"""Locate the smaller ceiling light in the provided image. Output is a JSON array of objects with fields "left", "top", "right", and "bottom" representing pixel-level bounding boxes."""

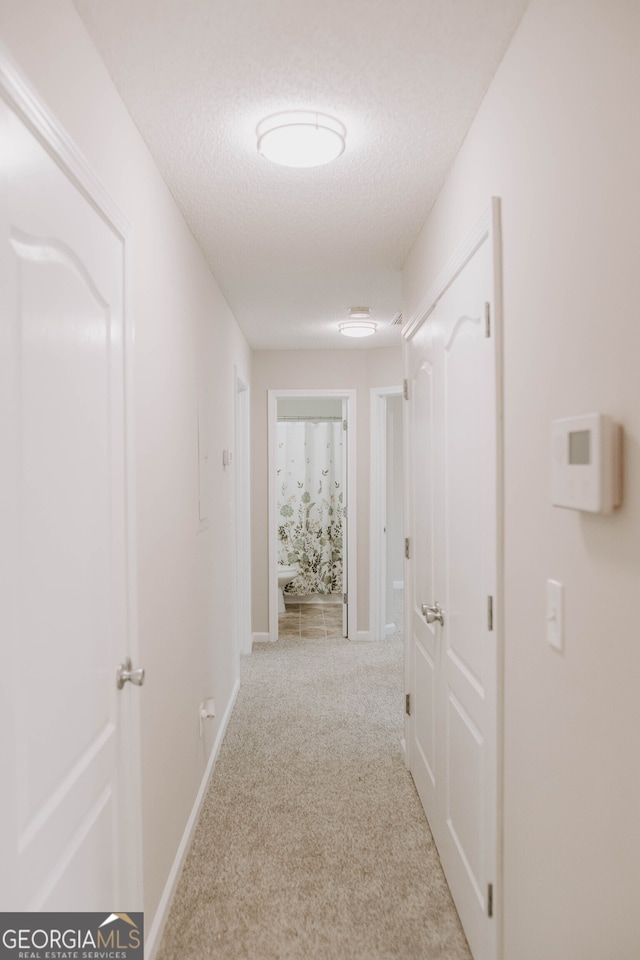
[
  {"left": 339, "top": 308, "right": 376, "bottom": 338},
  {"left": 257, "top": 111, "right": 346, "bottom": 168}
]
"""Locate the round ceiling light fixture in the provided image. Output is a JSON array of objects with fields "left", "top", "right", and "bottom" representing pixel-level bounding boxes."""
[
  {"left": 339, "top": 307, "right": 377, "bottom": 338},
  {"left": 257, "top": 111, "right": 346, "bottom": 168}
]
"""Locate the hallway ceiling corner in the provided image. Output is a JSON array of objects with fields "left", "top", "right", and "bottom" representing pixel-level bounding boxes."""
[{"left": 72, "top": 0, "right": 529, "bottom": 351}]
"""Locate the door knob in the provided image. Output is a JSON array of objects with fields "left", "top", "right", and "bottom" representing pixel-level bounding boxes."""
[
  {"left": 116, "top": 657, "right": 146, "bottom": 689},
  {"left": 421, "top": 602, "right": 444, "bottom": 626}
]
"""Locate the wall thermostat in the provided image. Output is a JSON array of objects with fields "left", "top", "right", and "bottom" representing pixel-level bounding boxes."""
[{"left": 551, "top": 413, "right": 622, "bottom": 513}]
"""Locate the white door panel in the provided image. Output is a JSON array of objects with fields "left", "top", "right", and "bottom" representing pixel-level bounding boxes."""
[
  {"left": 438, "top": 236, "right": 496, "bottom": 954},
  {"left": 404, "top": 203, "right": 501, "bottom": 960},
  {"left": 413, "top": 642, "right": 437, "bottom": 786},
  {"left": 446, "top": 692, "right": 485, "bottom": 898},
  {"left": 0, "top": 66, "right": 141, "bottom": 911}
]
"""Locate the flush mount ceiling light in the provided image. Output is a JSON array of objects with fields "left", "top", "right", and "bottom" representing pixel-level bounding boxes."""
[
  {"left": 339, "top": 307, "right": 377, "bottom": 338},
  {"left": 256, "top": 111, "right": 346, "bottom": 168}
]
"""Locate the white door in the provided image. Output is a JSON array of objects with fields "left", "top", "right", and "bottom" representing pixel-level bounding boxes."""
[
  {"left": 0, "top": 67, "right": 142, "bottom": 911},
  {"left": 404, "top": 203, "right": 501, "bottom": 960},
  {"left": 405, "top": 321, "right": 439, "bottom": 820}
]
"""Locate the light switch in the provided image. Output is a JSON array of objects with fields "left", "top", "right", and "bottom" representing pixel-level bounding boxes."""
[{"left": 546, "top": 579, "right": 564, "bottom": 651}]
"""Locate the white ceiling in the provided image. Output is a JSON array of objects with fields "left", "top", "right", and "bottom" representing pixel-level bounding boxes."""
[{"left": 73, "top": 0, "right": 528, "bottom": 350}]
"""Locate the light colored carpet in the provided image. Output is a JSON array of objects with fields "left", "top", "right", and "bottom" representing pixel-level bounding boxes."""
[{"left": 156, "top": 635, "right": 472, "bottom": 960}]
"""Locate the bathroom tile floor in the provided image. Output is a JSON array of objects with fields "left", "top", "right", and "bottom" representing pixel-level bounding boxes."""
[{"left": 279, "top": 601, "right": 344, "bottom": 640}]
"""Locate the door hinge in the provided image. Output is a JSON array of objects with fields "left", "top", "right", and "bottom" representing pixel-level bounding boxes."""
[
  {"left": 487, "top": 882, "right": 494, "bottom": 918},
  {"left": 405, "top": 693, "right": 411, "bottom": 716},
  {"left": 343, "top": 418, "right": 348, "bottom": 431},
  {"left": 343, "top": 593, "right": 348, "bottom": 605},
  {"left": 487, "top": 595, "right": 494, "bottom": 631},
  {"left": 484, "top": 301, "right": 491, "bottom": 338},
  {"left": 404, "top": 537, "right": 410, "bottom": 560},
  {"left": 403, "top": 378, "right": 409, "bottom": 401}
]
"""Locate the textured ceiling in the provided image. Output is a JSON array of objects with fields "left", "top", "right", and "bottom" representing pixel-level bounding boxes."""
[{"left": 73, "top": 0, "right": 528, "bottom": 350}]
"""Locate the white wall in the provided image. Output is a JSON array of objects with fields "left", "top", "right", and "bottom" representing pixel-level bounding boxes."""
[
  {"left": 403, "top": 1, "right": 640, "bottom": 956},
  {"left": 251, "top": 348, "right": 403, "bottom": 635},
  {"left": 0, "top": 0, "right": 251, "bottom": 934}
]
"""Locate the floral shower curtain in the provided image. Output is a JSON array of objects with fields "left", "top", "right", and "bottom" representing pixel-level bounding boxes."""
[{"left": 276, "top": 419, "right": 344, "bottom": 596}]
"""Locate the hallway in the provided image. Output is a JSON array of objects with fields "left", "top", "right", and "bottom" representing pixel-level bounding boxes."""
[
  {"left": 156, "top": 633, "right": 471, "bottom": 960},
  {"left": 2, "top": 3, "right": 639, "bottom": 956}
]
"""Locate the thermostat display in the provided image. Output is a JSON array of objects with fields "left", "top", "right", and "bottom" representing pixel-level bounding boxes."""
[
  {"left": 568, "top": 429, "right": 590, "bottom": 465},
  {"left": 551, "top": 414, "right": 622, "bottom": 513}
]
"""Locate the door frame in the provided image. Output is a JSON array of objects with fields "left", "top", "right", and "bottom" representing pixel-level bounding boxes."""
[
  {"left": 234, "top": 369, "right": 252, "bottom": 656},
  {"left": 0, "top": 52, "right": 143, "bottom": 906},
  {"left": 369, "top": 385, "right": 403, "bottom": 643},
  {"left": 267, "top": 389, "right": 357, "bottom": 641},
  {"left": 403, "top": 197, "right": 504, "bottom": 958}
]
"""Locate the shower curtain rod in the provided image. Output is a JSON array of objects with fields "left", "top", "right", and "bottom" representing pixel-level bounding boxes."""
[{"left": 277, "top": 416, "right": 342, "bottom": 422}]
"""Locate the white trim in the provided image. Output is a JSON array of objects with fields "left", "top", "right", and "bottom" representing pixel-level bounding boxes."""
[
  {"left": 0, "top": 48, "right": 131, "bottom": 240},
  {"left": 251, "top": 632, "right": 272, "bottom": 645},
  {"left": 145, "top": 677, "right": 240, "bottom": 959},
  {"left": 369, "top": 386, "right": 403, "bottom": 643},
  {"left": 268, "top": 389, "right": 357, "bottom": 641},
  {"left": 491, "top": 196, "right": 505, "bottom": 960},
  {"left": 403, "top": 203, "right": 493, "bottom": 342},
  {"left": 401, "top": 331, "right": 413, "bottom": 776},
  {"left": 355, "top": 630, "right": 371, "bottom": 643}
]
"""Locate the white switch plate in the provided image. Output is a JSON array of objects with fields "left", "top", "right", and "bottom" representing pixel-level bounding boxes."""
[{"left": 546, "top": 579, "right": 564, "bottom": 651}]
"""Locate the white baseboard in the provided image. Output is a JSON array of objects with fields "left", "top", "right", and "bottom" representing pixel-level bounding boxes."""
[
  {"left": 251, "top": 631, "right": 272, "bottom": 644},
  {"left": 355, "top": 630, "right": 371, "bottom": 642},
  {"left": 385, "top": 622, "right": 396, "bottom": 636},
  {"left": 145, "top": 676, "right": 240, "bottom": 959}
]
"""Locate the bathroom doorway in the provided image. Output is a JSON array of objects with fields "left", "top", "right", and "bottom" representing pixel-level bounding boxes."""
[{"left": 268, "top": 390, "right": 357, "bottom": 641}]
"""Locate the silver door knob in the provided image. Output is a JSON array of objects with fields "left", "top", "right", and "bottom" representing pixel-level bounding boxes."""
[
  {"left": 421, "top": 602, "right": 444, "bottom": 626},
  {"left": 116, "top": 657, "right": 146, "bottom": 689}
]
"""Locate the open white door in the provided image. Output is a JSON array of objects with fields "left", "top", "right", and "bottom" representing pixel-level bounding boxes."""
[
  {"left": 404, "top": 201, "right": 502, "bottom": 960},
  {"left": 0, "top": 61, "right": 142, "bottom": 911},
  {"left": 404, "top": 320, "right": 439, "bottom": 818}
]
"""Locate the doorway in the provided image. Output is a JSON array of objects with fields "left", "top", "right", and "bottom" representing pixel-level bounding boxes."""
[
  {"left": 268, "top": 390, "right": 357, "bottom": 641},
  {"left": 403, "top": 200, "right": 503, "bottom": 960},
  {"left": 0, "top": 58, "right": 142, "bottom": 910},
  {"left": 235, "top": 370, "right": 252, "bottom": 656},
  {"left": 370, "top": 386, "right": 404, "bottom": 644}
]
